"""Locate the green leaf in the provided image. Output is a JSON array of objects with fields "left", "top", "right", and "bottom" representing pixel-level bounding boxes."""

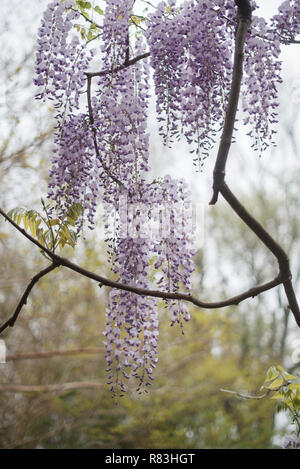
[
  {"left": 60, "top": 224, "right": 72, "bottom": 242},
  {"left": 271, "top": 392, "right": 285, "bottom": 400},
  {"left": 266, "top": 366, "right": 280, "bottom": 381},
  {"left": 29, "top": 219, "right": 37, "bottom": 238},
  {"left": 264, "top": 376, "right": 284, "bottom": 390},
  {"left": 46, "top": 218, "right": 60, "bottom": 227},
  {"left": 23, "top": 214, "right": 30, "bottom": 231},
  {"left": 94, "top": 5, "right": 104, "bottom": 15},
  {"left": 87, "top": 30, "right": 94, "bottom": 41},
  {"left": 78, "top": 1, "right": 91, "bottom": 9}
]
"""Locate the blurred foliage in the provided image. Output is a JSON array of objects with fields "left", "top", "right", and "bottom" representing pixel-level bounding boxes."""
[
  {"left": 263, "top": 366, "right": 300, "bottom": 437},
  {"left": 0, "top": 248, "right": 277, "bottom": 449}
]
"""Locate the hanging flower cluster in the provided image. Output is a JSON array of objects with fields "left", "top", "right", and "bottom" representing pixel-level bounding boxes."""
[
  {"left": 96, "top": 2, "right": 195, "bottom": 396},
  {"left": 145, "top": 0, "right": 298, "bottom": 162},
  {"left": 271, "top": 0, "right": 300, "bottom": 44},
  {"left": 103, "top": 177, "right": 195, "bottom": 396},
  {"left": 242, "top": 17, "right": 283, "bottom": 153},
  {"left": 145, "top": 0, "right": 235, "bottom": 167},
  {"left": 34, "top": 0, "right": 94, "bottom": 115},
  {"left": 282, "top": 436, "right": 300, "bottom": 449},
  {"left": 34, "top": 0, "right": 96, "bottom": 225}
]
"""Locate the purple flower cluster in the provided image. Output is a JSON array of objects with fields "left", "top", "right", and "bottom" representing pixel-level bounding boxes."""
[
  {"left": 104, "top": 240, "right": 159, "bottom": 396},
  {"left": 151, "top": 177, "right": 195, "bottom": 330},
  {"left": 242, "top": 16, "right": 282, "bottom": 153},
  {"left": 282, "top": 436, "right": 300, "bottom": 449},
  {"left": 101, "top": 0, "right": 135, "bottom": 60},
  {"left": 47, "top": 113, "right": 99, "bottom": 227},
  {"left": 103, "top": 176, "right": 195, "bottom": 396},
  {"left": 34, "top": 0, "right": 96, "bottom": 223},
  {"left": 145, "top": 0, "right": 295, "bottom": 161},
  {"left": 92, "top": 1, "right": 195, "bottom": 395},
  {"left": 93, "top": 47, "right": 150, "bottom": 201},
  {"left": 34, "top": 0, "right": 94, "bottom": 114},
  {"left": 271, "top": 0, "right": 300, "bottom": 44}
]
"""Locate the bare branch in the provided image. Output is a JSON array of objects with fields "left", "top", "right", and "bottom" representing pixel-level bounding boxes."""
[
  {"left": 0, "top": 263, "right": 59, "bottom": 334},
  {"left": 0, "top": 207, "right": 286, "bottom": 334},
  {"left": 85, "top": 52, "right": 150, "bottom": 78},
  {"left": 1, "top": 0, "right": 299, "bottom": 334},
  {"left": 220, "top": 388, "right": 271, "bottom": 400}
]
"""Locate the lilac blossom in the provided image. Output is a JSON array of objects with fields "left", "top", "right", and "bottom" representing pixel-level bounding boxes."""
[
  {"left": 271, "top": 0, "right": 300, "bottom": 44},
  {"left": 34, "top": 0, "right": 94, "bottom": 115},
  {"left": 242, "top": 16, "right": 283, "bottom": 153}
]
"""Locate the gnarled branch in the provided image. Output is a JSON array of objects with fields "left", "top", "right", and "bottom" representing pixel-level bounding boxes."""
[{"left": 0, "top": 206, "right": 288, "bottom": 334}]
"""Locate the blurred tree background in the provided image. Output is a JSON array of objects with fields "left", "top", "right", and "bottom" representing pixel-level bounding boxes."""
[{"left": 0, "top": 0, "right": 299, "bottom": 449}]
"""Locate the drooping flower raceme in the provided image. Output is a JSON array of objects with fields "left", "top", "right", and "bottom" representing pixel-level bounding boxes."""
[
  {"left": 35, "top": 0, "right": 96, "bottom": 225},
  {"left": 103, "top": 177, "right": 195, "bottom": 396},
  {"left": 145, "top": 0, "right": 235, "bottom": 166},
  {"left": 242, "top": 17, "right": 283, "bottom": 153},
  {"left": 145, "top": 0, "right": 298, "bottom": 162},
  {"left": 97, "top": 1, "right": 195, "bottom": 396},
  {"left": 34, "top": 0, "right": 94, "bottom": 116}
]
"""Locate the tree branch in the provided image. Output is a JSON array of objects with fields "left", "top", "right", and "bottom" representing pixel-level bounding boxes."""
[
  {"left": 220, "top": 388, "right": 271, "bottom": 400},
  {"left": 85, "top": 52, "right": 150, "bottom": 78},
  {"left": 6, "top": 347, "right": 105, "bottom": 361},
  {"left": 86, "top": 76, "right": 123, "bottom": 186},
  {"left": 208, "top": 3, "right": 300, "bottom": 327},
  {"left": 0, "top": 207, "right": 286, "bottom": 334},
  {"left": 0, "top": 263, "right": 59, "bottom": 334},
  {"left": 1, "top": 0, "right": 299, "bottom": 334},
  {"left": 210, "top": 7, "right": 251, "bottom": 205}
]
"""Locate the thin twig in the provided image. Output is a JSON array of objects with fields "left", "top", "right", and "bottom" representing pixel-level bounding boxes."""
[
  {"left": 86, "top": 76, "right": 123, "bottom": 187},
  {"left": 1, "top": 0, "right": 299, "bottom": 334},
  {"left": 210, "top": 8, "right": 251, "bottom": 205},
  {"left": 220, "top": 388, "right": 271, "bottom": 400},
  {"left": 71, "top": 8, "right": 103, "bottom": 30},
  {"left": 0, "top": 263, "right": 59, "bottom": 334},
  {"left": 208, "top": 1, "right": 300, "bottom": 327},
  {"left": 85, "top": 52, "right": 150, "bottom": 78}
]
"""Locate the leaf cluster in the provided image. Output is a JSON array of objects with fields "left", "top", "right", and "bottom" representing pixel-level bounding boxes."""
[
  {"left": 6, "top": 201, "right": 83, "bottom": 253},
  {"left": 262, "top": 365, "right": 300, "bottom": 435}
]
